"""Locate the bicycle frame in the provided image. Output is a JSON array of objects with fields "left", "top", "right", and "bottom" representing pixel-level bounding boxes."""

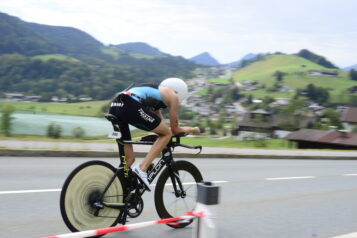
[{"left": 98, "top": 114, "right": 201, "bottom": 212}]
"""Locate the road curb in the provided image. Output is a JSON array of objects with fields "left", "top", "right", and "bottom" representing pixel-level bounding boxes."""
[{"left": 0, "top": 148, "right": 356, "bottom": 160}]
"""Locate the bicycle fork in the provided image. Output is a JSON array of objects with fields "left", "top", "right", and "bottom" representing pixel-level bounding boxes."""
[{"left": 168, "top": 161, "right": 186, "bottom": 198}]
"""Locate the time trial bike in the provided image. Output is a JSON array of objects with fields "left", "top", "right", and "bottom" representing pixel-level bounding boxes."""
[{"left": 60, "top": 113, "right": 203, "bottom": 235}]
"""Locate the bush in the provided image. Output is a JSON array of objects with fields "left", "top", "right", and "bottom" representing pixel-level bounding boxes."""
[
  {"left": 1, "top": 105, "right": 15, "bottom": 136},
  {"left": 47, "top": 123, "right": 62, "bottom": 139},
  {"left": 72, "top": 127, "right": 86, "bottom": 138}
]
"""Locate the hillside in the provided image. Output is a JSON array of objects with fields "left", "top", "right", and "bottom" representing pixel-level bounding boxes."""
[
  {"left": 0, "top": 12, "right": 197, "bottom": 100},
  {"left": 0, "top": 12, "right": 105, "bottom": 59},
  {"left": 232, "top": 54, "right": 355, "bottom": 101},
  {"left": 296, "top": 49, "right": 338, "bottom": 69},
  {"left": 0, "top": 11, "right": 196, "bottom": 67},
  {"left": 25, "top": 22, "right": 104, "bottom": 59}
]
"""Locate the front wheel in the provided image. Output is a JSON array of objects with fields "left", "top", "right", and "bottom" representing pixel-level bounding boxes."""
[
  {"left": 60, "top": 160, "right": 124, "bottom": 233},
  {"left": 154, "top": 160, "right": 203, "bottom": 228}
]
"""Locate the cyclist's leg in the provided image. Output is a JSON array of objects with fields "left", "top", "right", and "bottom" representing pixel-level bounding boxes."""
[
  {"left": 118, "top": 122, "right": 135, "bottom": 167},
  {"left": 110, "top": 94, "right": 135, "bottom": 167},
  {"left": 140, "top": 121, "right": 171, "bottom": 171}
]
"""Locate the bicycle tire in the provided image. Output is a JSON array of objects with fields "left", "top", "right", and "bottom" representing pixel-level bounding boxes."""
[
  {"left": 60, "top": 160, "right": 124, "bottom": 234},
  {"left": 154, "top": 160, "right": 203, "bottom": 228}
]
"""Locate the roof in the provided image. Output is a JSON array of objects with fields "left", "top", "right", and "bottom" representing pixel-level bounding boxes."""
[
  {"left": 239, "top": 113, "right": 315, "bottom": 130},
  {"left": 341, "top": 107, "right": 357, "bottom": 123},
  {"left": 286, "top": 129, "right": 357, "bottom": 146},
  {"left": 252, "top": 109, "right": 270, "bottom": 114}
]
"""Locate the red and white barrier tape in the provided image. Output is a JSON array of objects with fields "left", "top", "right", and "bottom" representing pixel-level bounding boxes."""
[{"left": 43, "top": 212, "right": 204, "bottom": 238}]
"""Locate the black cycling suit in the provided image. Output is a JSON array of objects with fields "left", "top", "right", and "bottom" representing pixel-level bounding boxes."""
[{"left": 109, "top": 84, "right": 167, "bottom": 140}]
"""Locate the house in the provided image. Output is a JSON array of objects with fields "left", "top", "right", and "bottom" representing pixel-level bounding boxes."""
[
  {"left": 308, "top": 103, "right": 325, "bottom": 115},
  {"left": 235, "top": 110, "right": 315, "bottom": 139},
  {"left": 25, "top": 96, "right": 41, "bottom": 102},
  {"left": 4, "top": 93, "right": 41, "bottom": 102},
  {"left": 308, "top": 70, "right": 338, "bottom": 77},
  {"left": 340, "top": 107, "right": 357, "bottom": 132},
  {"left": 270, "top": 98, "right": 290, "bottom": 107},
  {"left": 4, "top": 93, "right": 25, "bottom": 101},
  {"left": 286, "top": 129, "right": 357, "bottom": 150}
]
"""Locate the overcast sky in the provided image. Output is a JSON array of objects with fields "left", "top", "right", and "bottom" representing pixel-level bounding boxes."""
[{"left": 1, "top": 0, "right": 356, "bottom": 67}]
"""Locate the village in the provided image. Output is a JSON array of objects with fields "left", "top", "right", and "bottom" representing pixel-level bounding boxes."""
[{"left": 181, "top": 66, "right": 357, "bottom": 149}]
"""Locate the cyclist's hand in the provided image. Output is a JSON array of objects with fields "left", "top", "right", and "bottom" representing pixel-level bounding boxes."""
[
  {"left": 191, "top": 126, "right": 200, "bottom": 135},
  {"left": 180, "top": 126, "right": 200, "bottom": 135}
]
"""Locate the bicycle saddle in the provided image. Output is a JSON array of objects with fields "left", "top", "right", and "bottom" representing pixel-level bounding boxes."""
[
  {"left": 105, "top": 113, "right": 120, "bottom": 124},
  {"left": 174, "top": 132, "right": 187, "bottom": 137},
  {"left": 140, "top": 134, "right": 158, "bottom": 142}
]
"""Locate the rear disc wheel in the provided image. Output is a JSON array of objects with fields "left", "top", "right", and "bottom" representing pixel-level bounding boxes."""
[{"left": 60, "top": 160, "right": 124, "bottom": 233}]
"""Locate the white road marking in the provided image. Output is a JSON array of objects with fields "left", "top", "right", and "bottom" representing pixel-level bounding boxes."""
[
  {"left": 0, "top": 181, "right": 229, "bottom": 195},
  {"left": 265, "top": 176, "right": 316, "bottom": 181},
  {"left": 343, "top": 174, "right": 357, "bottom": 176},
  {"left": 0, "top": 188, "right": 61, "bottom": 195},
  {"left": 152, "top": 180, "right": 229, "bottom": 187},
  {"left": 331, "top": 232, "right": 357, "bottom": 238}
]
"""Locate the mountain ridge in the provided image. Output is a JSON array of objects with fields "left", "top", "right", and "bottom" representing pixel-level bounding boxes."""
[
  {"left": 189, "top": 52, "right": 220, "bottom": 66},
  {"left": 344, "top": 64, "right": 357, "bottom": 71},
  {"left": 111, "top": 42, "right": 169, "bottom": 57}
]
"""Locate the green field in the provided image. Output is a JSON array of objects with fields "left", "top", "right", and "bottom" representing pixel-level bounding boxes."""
[
  {"left": 32, "top": 54, "right": 81, "bottom": 62},
  {"left": 180, "top": 137, "right": 295, "bottom": 149},
  {"left": 0, "top": 132, "right": 295, "bottom": 149},
  {"left": 232, "top": 54, "right": 355, "bottom": 102},
  {"left": 101, "top": 48, "right": 120, "bottom": 60},
  {"left": 101, "top": 48, "right": 155, "bottom": 60},
  {"left": 207, "top": 77, "right": 231, "bottom": 84},
  {"left": 0, "top": 100, "right": 109, "bottom": 116}
]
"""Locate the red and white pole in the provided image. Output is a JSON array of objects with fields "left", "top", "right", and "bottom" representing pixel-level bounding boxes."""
[{"left": 43, "top": 215, "right": 195, "bottom": 238}]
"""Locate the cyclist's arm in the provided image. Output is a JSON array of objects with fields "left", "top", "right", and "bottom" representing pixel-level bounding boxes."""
[
  {"left": 168, "top": 99, "right": 185, "bottom": 135},
  {"left": 161, "top": 87, "right": 200, "bottom": 135}
]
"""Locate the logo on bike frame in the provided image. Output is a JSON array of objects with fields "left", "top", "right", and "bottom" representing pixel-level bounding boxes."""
[{"left": 148, "top": 160, "right": 165, "bottom": 181}]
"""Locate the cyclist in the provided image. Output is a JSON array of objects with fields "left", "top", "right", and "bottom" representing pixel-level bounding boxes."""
[{"left": 109, "top": 78, "right": 200, "bottom": 191}]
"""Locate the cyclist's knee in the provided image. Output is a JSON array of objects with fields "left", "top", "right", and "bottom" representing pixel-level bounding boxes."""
[{"left": 152, "top": 122, "right": 171, "bottom": 137}]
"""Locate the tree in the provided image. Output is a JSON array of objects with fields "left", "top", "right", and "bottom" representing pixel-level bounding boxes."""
[
  {"left": 304, "top": 83, "right": 330, "bottom": 104},
  {"left": 274, "top": 71, "right": 285, "bottom": 82},
  {"left": 1, "top": 105, "right": 15, "bottom": 136},
  {"left": 322, "top": 108, "right": 342, "bottom": 129},
  {"left": 350, "top": 69, "right": 357, "bottom": 81},
  {"left": 47, "top": 123, "right": 62, "bottom": 139},
  {"left": 297, "top": 49, "right": 338, "bottom": 69},
  {"left": 279, "top": 98, "right": 307, "bottom": 116}
]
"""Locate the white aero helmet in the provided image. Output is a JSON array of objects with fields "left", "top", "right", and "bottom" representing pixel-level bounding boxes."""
[{"left": 160, "top": 78, "right": 188, "bottom": 102}]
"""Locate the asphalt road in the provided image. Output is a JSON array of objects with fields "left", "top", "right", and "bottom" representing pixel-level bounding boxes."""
[{"left": 2, "top": 157, "right": 357, "bottom": 238}]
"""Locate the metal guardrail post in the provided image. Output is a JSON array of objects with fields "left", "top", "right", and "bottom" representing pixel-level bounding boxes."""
[{"left": 193, "top": 181, "right": 220, "bottom": 238}]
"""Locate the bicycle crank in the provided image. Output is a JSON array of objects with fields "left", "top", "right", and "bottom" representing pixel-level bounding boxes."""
[{"left": 127, "top": 196, "right": 144, "bottom": 218}]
